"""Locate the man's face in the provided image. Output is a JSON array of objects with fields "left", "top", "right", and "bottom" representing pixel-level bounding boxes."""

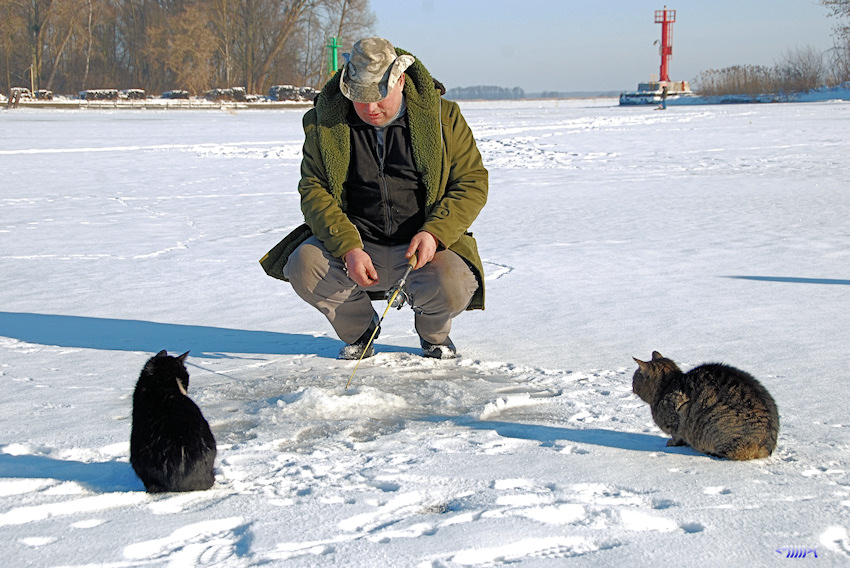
[{"left": 352, "top": 75, "right": 405, "bottom": 127}]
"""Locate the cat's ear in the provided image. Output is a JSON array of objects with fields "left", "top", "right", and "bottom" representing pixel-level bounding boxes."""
[
  {"left": 156, "top": 350, "right": 168, "bottom": 358},
  {"left": 177, "top": 351, "right": 190, "bottom": 363},
  {"left": 651, "top": 351, "right": 664, "bottom": 361},
  {"left": 633, "top": 356, "right": 649, "bottom": 371}
]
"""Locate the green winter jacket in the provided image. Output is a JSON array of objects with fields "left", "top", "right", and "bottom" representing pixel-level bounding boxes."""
[{"left": 261, "top": 48, "right": 488, "bottom": 310}]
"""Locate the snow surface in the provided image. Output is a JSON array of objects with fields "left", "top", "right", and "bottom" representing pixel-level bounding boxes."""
[{"left": 1, "top": 99, "right": 849, "bottom": 567}]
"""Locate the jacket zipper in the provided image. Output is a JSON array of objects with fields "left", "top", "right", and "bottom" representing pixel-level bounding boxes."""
[{"left": 376, "top": 127, "right": 393, "bottom": 236}]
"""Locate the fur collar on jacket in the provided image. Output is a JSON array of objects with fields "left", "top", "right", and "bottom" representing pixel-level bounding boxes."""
[{"left": 313, "top": 48, "right": 444, "bottom": 209}]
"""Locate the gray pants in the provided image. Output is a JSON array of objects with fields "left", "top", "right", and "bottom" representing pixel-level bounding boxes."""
[{"left": 283, "top": 236, "right": 478, "bottom": 345}]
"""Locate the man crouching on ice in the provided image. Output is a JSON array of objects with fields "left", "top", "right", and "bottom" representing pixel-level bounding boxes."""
[{"left": 273, "top": 37, "right": 488, "bottom": 360}]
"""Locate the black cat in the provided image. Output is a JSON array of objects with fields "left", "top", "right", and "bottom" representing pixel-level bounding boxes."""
[{"left": 130, "top": 350, "right": 216, "bottom": 492}]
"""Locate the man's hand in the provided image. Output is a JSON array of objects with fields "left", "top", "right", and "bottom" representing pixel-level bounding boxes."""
[
  {"left": 344, "top": 248, "right": 379, "bottom": 287},
  {"left": 407, "top": 231, "right": 438, "bottom": 270}
]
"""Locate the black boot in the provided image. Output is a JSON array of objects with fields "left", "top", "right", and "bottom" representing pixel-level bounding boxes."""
[
  {"left": 339, "top": 313, "right": 380, "bottom": 360},
  {"left": 421, "top": 336, "right": 457, "bottom": 359}
]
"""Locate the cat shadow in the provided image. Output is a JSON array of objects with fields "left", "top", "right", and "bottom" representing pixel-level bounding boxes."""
[
  {"left": 429, "top": 417, "right": 697, "bottom": 455},
  {"left": 0, "top": 450, "right": 144, "bottom": 493},
  {"left": 0, "top": 311, "right": 347, "bottom": 359}
]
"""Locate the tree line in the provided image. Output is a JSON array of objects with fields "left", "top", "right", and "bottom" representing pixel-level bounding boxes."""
[
  {"left": 0, "top": 0, "right": 375, "bottom": 97},
  {"left": 693, "top": 45, "right": 840, "bottom": 96},
  {"left": 694, "top": 1, "right": 850, "bottom": 96},
  {"left": 446, "top": 85, "right": 526, "bottom": 100}
]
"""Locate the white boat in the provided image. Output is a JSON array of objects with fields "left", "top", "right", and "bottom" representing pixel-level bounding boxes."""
[{"left": 619, "top": 81, "right": 694, "bottom": 106}]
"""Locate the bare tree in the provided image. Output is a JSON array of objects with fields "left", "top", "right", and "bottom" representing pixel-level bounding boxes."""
[
  {"left": 43, "top": 0, "right": 89, "bottom": 91},
  {"left": 821, "top": 0, "right": 850, "bottom": 82},
  {"left": 775, "top": 45, "right": 826, "bottom": 92},
  {"left": 827, "top": 33, "right": 850, "bottom": 82},
  {"left": 15, "top": 0, "right": 54, "bottom": 91},
  {"left": 821, "top": 0, "right": 850, "bottom": 19},
  {"left": 144, "top": 2, "right": 218, "bottom": 94},
  {"left": 0, "top": 0, "right": 90, "bottom": 93},
  {"left": 207, "top": 0, "right": 237, "bottom": 86},
  {"left": 296, "top": 0, "right": 374, "bottom": 88},
  {"left": 0, "top": 1, "right": 25, "bottom": 92},
  {"left": 233, "top": 0, "right": 310, "bottom": 94}
]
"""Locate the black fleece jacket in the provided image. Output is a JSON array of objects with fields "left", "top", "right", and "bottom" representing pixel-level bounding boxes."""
[{"left": 344, "top": 108, "right": 427, "bottom": 246}]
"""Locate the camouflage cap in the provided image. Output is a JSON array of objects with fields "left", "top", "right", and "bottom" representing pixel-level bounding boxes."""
[{"left": 340, "top": 37, "right": 415, "bottom": 103}]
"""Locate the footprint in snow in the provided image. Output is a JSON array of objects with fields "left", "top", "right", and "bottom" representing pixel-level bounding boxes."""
[
  {"left": 820, "top": 526, "right": 850, "bottom": 557},
  {"left": 449, "top": 536, "right": 615, "bottom": 565},
  {"left": 123, "top": 517, "right": 251, "bottom": 565},
  {"left": 489, "top": 479, "right": 702, "bottom": 535},
  {"left": 337, "top": 491, "right": 427, "bottom": 533}
]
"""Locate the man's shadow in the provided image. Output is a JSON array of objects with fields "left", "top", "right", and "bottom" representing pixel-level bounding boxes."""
[{"left": 0, "top": 311, "right": 363, "bottom": 358}]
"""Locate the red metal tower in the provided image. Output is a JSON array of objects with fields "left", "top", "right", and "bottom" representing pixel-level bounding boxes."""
[{"left": 655, "top": 6, "right": 676, "bottom": 84}]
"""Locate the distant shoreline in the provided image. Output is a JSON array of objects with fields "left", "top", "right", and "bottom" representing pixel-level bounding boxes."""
[
  {"left": 3, "top": 98, "right": 314, "bottom": 111},
  {"left": 5, "top": 96, "right": 620, "bottom": 110},
  {"left": 5, "top": 87, "right": 849, "bottom": 110},
  {"left": 446, "top": 96, "right": 619, "bottom": 102}
]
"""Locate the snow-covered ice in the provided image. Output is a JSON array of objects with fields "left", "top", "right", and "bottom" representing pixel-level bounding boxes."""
[{"left": 1, "top": 98, "right": 849, "bottom": 566}]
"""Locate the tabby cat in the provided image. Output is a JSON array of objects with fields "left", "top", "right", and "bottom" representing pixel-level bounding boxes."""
[{"left": 632, "top": 351, "right": 779, "bottom": 460}]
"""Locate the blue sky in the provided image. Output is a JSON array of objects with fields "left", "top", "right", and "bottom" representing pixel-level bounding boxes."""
[{"left": 367, "top": 0, "right": 838, "bottom": 92}]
